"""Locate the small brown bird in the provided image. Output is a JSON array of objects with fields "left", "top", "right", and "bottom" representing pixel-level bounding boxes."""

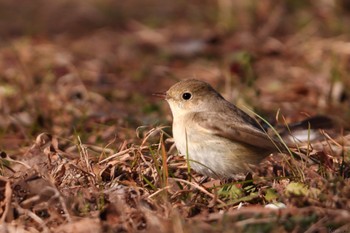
[{"left": 162, "top": 79, "right": 284, "bottom": 178}]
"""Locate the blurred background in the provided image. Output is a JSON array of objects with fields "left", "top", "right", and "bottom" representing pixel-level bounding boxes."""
[{"left": 1, "top": 0, "right": 350, "bottom": 152}]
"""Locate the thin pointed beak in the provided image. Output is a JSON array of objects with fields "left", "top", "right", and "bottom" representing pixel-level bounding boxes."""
[{"left": 152, "top": 92, "right": 167, "bottom": 99}]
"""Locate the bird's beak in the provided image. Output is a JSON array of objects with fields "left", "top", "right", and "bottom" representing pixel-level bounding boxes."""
[{"left": 152, "top": 92, "right": 167, "bottom": 99}]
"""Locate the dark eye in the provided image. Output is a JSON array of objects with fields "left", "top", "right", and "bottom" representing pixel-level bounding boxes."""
[{"left": 182, "top": 92, "right": 192, "bottom": 100}]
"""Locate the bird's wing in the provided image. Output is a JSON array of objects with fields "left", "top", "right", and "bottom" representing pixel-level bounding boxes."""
[{"left": 192, "top": 111, "right": 281, "bottom": 150}]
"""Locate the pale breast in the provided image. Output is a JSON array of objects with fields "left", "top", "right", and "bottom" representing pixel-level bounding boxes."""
[
  {"left": 172, "top": 116, "right": 187, "bottom": 155},
  {"left": 172, "top": 115, "right": 270, "bottom": 178}
]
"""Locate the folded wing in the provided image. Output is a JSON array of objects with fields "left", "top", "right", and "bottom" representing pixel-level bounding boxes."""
[{"left": 193, "top": 111, "right": 282, "bottom": 151}]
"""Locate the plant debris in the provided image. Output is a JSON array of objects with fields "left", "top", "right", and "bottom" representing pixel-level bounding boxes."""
[{"left": 1, "top": 1, "right": 350, "bottom": 232}]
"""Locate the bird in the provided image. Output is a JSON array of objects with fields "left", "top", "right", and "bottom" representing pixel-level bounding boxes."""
[{"left": 159, "top": 79, "right": 286, "bottom": 178}]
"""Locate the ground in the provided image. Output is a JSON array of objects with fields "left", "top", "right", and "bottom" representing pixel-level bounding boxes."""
[{"left": 1, "top": 0, "right": 350, "bottom": 232}]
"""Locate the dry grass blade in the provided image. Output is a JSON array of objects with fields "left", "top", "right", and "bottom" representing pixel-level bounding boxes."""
[
  {"left": 148, "top": 186, "right": 171, "bottom": 199},
  {"left": 4, "top": 157, "right": 31, "bottom": 169},
  {"left": 161, "top": 134, "right": 169, "bottom": 187},
  {"left": 0, "top": 177, "right": 12, "bottom": 223},
  {"left": 98, "top": 148, "right": 135, "bottom": 164},
  {"left": 170, "top": 178, "right": 226, "bottom": 206},
  {"left": 13, "top": 203, "right": 50, "bottom": 233},
  {"left": 77, "top": 136, "right": 95, "bottom": 179}
]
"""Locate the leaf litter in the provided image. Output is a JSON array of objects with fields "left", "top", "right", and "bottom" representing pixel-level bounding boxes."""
[{"left": 0, "top": 0, "right": 350, "bottom": 232}]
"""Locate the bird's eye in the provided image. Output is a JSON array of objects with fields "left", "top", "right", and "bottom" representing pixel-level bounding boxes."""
[{"left": 182, "top": 92, "right": 192, "bottom": 100}]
